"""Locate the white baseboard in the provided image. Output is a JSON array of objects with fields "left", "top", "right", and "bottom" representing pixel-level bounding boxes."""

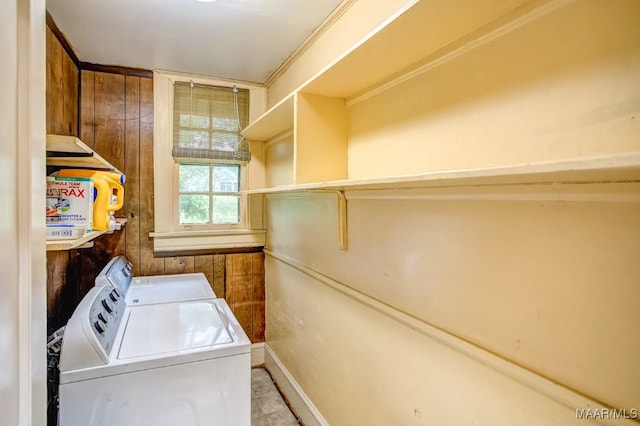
[
  {"left": 264, "top": 344, "right": 328, "bottom": 426},
  {"left": 251, "top": 342, "right": 265, "bottom": 367}
]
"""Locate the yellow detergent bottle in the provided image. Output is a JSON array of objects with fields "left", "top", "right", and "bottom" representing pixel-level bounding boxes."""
[
  {"left": 56, "top": 170, "right": 125, "bottom": 231},
  {"left": 92, "top": 176, "right": 124, "bottom": 230}
]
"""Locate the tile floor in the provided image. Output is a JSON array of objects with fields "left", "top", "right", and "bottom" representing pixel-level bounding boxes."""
[{"left": 252, "top": 367, "right": 301, "bottom": 425}]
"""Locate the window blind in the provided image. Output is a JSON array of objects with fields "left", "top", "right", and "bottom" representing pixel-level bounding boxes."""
[{"left": 173, "top": 81, "right": 250, "bottom": 163}]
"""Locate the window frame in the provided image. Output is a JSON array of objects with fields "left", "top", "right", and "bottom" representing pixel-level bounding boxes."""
[
  {"left": 152, "top": 70, "right": 266, "bottom": 253},
  {"left": 175, "top": 162, "right": 247, "bottom": 230}
]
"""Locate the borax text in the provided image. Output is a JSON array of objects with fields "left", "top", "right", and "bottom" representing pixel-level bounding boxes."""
[{"left": 46, "top": 188, "right": 86, "bottom": 198}]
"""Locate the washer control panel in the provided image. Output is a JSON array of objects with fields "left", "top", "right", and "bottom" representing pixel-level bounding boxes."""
[
  {"left": 87, "top": 284, "right": 126, "bottom": 358},
  {"left": 95, "top": 255, "right": 133, "bottom": 297},
  {"left": 60, "top": 282, "right": 128, "bottom": 370}
]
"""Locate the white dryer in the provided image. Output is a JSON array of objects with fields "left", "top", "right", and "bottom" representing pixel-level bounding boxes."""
[
  {"left": 95, "top": 255, "right": 215, "bottom": 305},
  {"left": 58, "top": 283, "right": 250, "bottom": 426}
]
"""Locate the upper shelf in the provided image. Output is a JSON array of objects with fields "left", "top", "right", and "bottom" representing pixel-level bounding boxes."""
[
  {"left": 298, "top": 0, "right": 424, "bottom": 100},
  {"left": 46, "top": 134, "right": 122, "bottom": 173},
  {"left": 242, "top": 93, "right": 295, "bottom": 142},
  {"left": 244, "top": 152, "right": 640, "bottom": 194},
  {"left": 242, "top": 0, "right": 565, "bottom": 142},
  {"left": 299, "top": 0, "right": 571, "bottom": 101}
]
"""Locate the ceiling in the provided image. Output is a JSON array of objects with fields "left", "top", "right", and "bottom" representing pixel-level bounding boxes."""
[{"left": 46, "top": 0, "right": 345, "bottom": 84}]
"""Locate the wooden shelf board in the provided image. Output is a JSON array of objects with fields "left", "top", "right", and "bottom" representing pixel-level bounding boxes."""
[
  {"left": 243, "top": 0, "right": 562, "bottom": 142},
  {"left": 299, "top": 0, "right": 548, "bottom": 100},
  {"left": 242, "top": 94, "right": 295, "bottom": 141},
  {"left": 46, "top": 230, "right": 107, "bottom": 251},
  {"left": 245, "top": 152, "right": 640, "bottom": 194},
  {"left": 46, "top": 134, "right": 122, "bottom": 173},
  {"left": 45, "top": 219, "right": 127, "bottom": 250},
  {"left": 299, "top": 0, "right": 422, "bottom": 99}
]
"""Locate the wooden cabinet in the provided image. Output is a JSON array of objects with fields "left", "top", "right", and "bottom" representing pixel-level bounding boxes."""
[{"left": 242, "top": 0, "right": 640, "bottom": 194}]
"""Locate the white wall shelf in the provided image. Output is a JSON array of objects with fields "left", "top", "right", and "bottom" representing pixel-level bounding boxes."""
[
  {"left": 242, "top": 0, "right": 640, "bottom": 195},
  {"left": 242, "top": 94, "right": 295, "bottom": 142},
  {"left": 46, "top": 230, "right": 107, "bottom": 251},
  {"left": 46, "top": 134, "right": 122, "bottom": 173},
  {"left": 45, "top": 219, "right": 128, "bottom": 251},
  {"left": 241, "top": 0, "right": 569, "bottom": 142},
  {"left": 244, "top": 152, "right": 640, "bottom": 194}
]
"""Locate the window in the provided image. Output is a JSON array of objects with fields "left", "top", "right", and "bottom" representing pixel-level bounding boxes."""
[
  {"left": 178, "top": 163, "right": 241, "bottom": 225},
  {"left": 152, "top": 71, "right": 266, "bottom": 253},
  {"left": 173, "top": 81, "right": 249, "bottom": 230}
]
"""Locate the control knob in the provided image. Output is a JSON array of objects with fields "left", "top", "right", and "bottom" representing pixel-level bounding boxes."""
[
  {"left": 123, "top": 262, "right": 132, "bottom": 277},
  {"left": 94, "top": 321, "right": 105, "bottom": 334},
  {"left": 101, "top": 298, "right": 113, "bottom": 314}
]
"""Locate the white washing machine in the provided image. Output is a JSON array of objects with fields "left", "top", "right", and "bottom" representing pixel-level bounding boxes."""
[
  {"left": 58, "top": 282, "right": 250, "bottom": 426},
  {"left": 95, "top": 256, "right": 216, "bottom": 305}
]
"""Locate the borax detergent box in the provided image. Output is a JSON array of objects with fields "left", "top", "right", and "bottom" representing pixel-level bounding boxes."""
[{"left": 46, "top": 177, "right": 94, "bottom": 230}]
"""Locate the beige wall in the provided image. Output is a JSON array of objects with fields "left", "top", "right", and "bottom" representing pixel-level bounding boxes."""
[
  {"left": 262, "top": 0, "right": 640, "bottom": 424},
  {"left": 266, "top": 186, "right": 640, "bottom": 419}
]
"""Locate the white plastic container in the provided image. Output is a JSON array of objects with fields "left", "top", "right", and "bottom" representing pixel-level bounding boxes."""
[{"left": 46, "top": 224, "right": 87, "bottom": 240}]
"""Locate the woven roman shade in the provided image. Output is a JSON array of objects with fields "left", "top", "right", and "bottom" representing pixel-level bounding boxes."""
[{"left": 173, "top": 81, "right": 250, "bottom": 163}]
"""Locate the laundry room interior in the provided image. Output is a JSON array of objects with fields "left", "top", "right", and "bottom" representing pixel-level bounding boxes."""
[{"left": 8, "top": 0, "right": 639, "bottom": 424}]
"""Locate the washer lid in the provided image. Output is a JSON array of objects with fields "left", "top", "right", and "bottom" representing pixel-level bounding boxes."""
[
  {"left": 117, "top": 301, "right": 233, "bottom": 359},
  {"left": 126, "top": 274, "right": 216, "bottom": 305}
]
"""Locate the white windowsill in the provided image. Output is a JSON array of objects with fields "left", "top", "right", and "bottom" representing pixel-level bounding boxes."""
[{"left": 150, "top": 229, "right": 266, "bottom": 253}]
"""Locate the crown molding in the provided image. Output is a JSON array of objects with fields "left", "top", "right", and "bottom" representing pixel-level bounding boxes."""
[{"left": 264, "top": 0, "right": 357, "bottom": 88}]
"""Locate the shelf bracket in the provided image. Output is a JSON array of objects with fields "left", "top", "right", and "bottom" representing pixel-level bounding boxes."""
[
  {"left": 336, "top": 190, "right": 348, "bottom": 251},
  {"left": 308, "top": 189, "right": 348, "bottom": 250}
]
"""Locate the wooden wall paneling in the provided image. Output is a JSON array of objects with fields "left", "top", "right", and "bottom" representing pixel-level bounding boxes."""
[
  {"left": 62, "top": 51, "right": 79, "bottom": 136},
  {"left": 56, "top": 251, "right": 85, "bottom": 333},
  {"left": 138, "top": 76, "right": 165, "bottom": 275},
  {"left": 226, "top": 254, "right": 255, "bottom": 341},
  {"left": 194, "top": 255, "right": 215, "bottom": 290},
  {"left": 92, "top": 232, "right": 126, "bottom": 266},
  {"left": 124, "top": 76, "right": 142, "bottom": 276},
  {"left": 192, "top": 254, "right": 250, "bottom": 303},
  {"left": 46, "top": 251, "right": 68, "bottom": 335},
  {"left": 73, "top": 249, "right": 100, "bottom": 302},
  {"left": 45, "top": 24, "right": 78, "bottom": 137},
  {"left": 94, "top": 72, "right": 125, "bottom": 171},
  {"left": 73, "top": 250, "right": 95, "bottom": 305},
  {"left": 93, "top": 71, "right": 127, "bottom": 258},
  {"left": 252, "top": 252, "right": 266, "bottom": 342},
  {"left": 79, "top": 62, "right": 153, "bottom": 79},
  {"left": 164, "top": 256, "right": 195, "bottom": 274},
  {"left": 222, "top": 253, "right": 266, "bottom": 342},
  {"left": 46, "top": 26, "right": 63, "bottom": 135},
  {"left": 213, "top": 254, "right": 226, "bottom": 298},
  {"left": 79, "top": 70, "right": 95, "bottom": 148}
]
